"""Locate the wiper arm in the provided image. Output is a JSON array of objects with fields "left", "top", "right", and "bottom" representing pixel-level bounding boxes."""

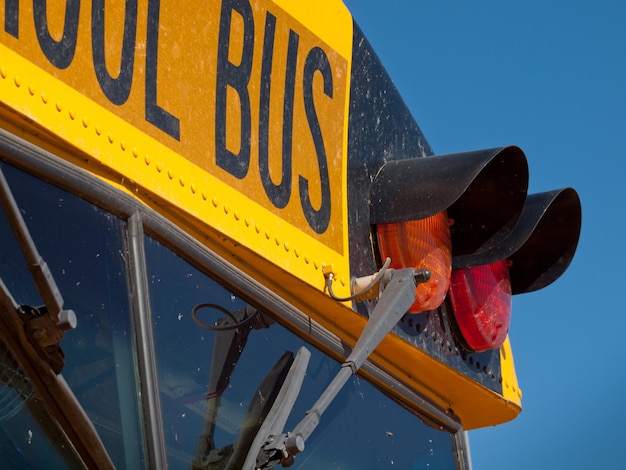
[
  {"left": 0, "top": 273, "right": 114, "bottom": 468},
  {"left": 0, "top": 166, "right": 76, "bottom": 373},
  {"left": 253, "top": 268, "right": 428, "bottom": 469}
]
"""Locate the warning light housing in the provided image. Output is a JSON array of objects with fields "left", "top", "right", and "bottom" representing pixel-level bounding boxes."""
[
  {"left": 449, "top": 188, "right": 582, "bottom": 351},
  {"left": 451, "top": 188, "right": 582, "bottom": 292},
  {"left": 371, "top": 146, "right": 528, "bottom": 313}
]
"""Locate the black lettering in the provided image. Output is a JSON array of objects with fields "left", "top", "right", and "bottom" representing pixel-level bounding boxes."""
[
  {"left": 300, "top": 47, "right": 332, "bottom": 234},
  {"left": 259, "top": 13, "right": 298, "bottom": 209},
  {"left": 146, "top": 0, "right": 180, "bottom": 140},
  {"left": 92, "top": 0, "right": 137, "bottom": 105},
  {"left": 5, "top": 0, "right": 18, "bottom": 38},
  {"left": 33, "top": 0, "right": 80, "bottom": 69},
  {"left": 215, "top": 0, "right": 254, "bottom": 179}
]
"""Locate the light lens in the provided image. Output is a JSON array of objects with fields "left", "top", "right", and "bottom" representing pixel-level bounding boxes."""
[
  {"left": 449, "top": 260, "right": 512, "bottom": 352},
  {"left": 377, "top": 211, "right": 452, "bottom": 313}
]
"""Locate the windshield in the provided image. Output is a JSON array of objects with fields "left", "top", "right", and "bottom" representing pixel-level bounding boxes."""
[
  {"left": 145, "top": 238, "right": 456, "bottom": 469},
  {"left": 0, "top": 160, "right": 458, "bottom": 469},
  {"left": 0, "top": 163, "right": 145, "bottom": 468}
]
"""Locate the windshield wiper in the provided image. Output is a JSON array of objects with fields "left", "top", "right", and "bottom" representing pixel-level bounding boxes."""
[
  {"left": 190, "top": 303, "right": 311, "bottom": 470},
  {"left": 0, "top": 166, "right": 76, "bottom": 373},
  {"left": 192, "top": 305, "right": 281, "bottom": 469},
  {"left": 250, "top": 267, "right": 428, "bottom": 469},
  {"left": 241, "top": 347, "right": 309, "bottom": 469},
  {"left": 0, "top": 165, "right": 113, "bottom": 468},
  {"left": 223, "top": 348, "right": 309, "bottom": 470}
]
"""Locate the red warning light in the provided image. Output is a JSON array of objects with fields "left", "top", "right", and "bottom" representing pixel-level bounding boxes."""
[{"left": 449, "top": 260, "right": 512, "bottom": 352}]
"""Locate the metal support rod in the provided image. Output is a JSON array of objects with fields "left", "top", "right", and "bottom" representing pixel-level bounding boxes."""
[
  {"left": 0, "top": 165, "right": 76, "bottom": 374},
  {"left": 0, "top": 277, "right": 114, "bottom": 468},
  {"left": 0, "top": 166, "right": 64, "bottom": 319}
]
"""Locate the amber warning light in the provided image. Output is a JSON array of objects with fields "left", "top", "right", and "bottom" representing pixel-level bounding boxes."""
[{"left": 377, "top": 212, "right": 452, "bottom": 313}]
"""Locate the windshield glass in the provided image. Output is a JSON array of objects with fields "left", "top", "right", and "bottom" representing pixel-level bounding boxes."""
[
  {"left": 0, "top": 160, "right": 458, "bottom": 469},
  {"left": 145, "top": 236, "right": 456, "bottom": 469},
  {"left": 0, "top": 341, "right": 82, "bottom": 469},
  {"left": 0, "top": 163, "right": 146, "bottom": 468}
]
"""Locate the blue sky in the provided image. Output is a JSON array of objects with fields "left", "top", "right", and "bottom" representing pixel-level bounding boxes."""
[{"left": 343, "top": 1, "right": 626, "bottom": 468}]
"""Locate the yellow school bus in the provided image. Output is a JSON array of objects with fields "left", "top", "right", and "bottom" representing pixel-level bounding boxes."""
[{"left": 0, "top": 1, "right": 581, "bottom": 468}]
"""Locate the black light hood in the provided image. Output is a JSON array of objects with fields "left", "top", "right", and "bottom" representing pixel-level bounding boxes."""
[
  {"left": 453, "top": 188, "right": 582, "bottom": 294},
  {"left": 370, "top": 146, "right": 529, "bottom": 257}
]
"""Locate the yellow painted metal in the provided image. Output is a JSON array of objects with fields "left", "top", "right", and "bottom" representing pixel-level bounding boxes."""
[
  {"left": 0, "top": 0, "right": 352, "bottom": 297},
  {"left": 273, "top": 0, "right": 353, "bottom": 58},
  {"left": 500, "top": 336, "right": 523, "bottom": 404}
]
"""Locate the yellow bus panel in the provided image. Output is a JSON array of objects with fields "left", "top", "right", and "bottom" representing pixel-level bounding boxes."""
[{"left": 0, "top": 0, "right": 352, "bottom": 296}]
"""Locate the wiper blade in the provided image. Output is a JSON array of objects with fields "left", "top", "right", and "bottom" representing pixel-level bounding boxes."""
[
  {"left": 0, "top": 166, "right": 76, "bottom": 373},
  {"left": 224, "top": 350, "right": 300, "bottom": 470},
  {"left": 242, "top": 347, "right": 310, "bottom": 469}
]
